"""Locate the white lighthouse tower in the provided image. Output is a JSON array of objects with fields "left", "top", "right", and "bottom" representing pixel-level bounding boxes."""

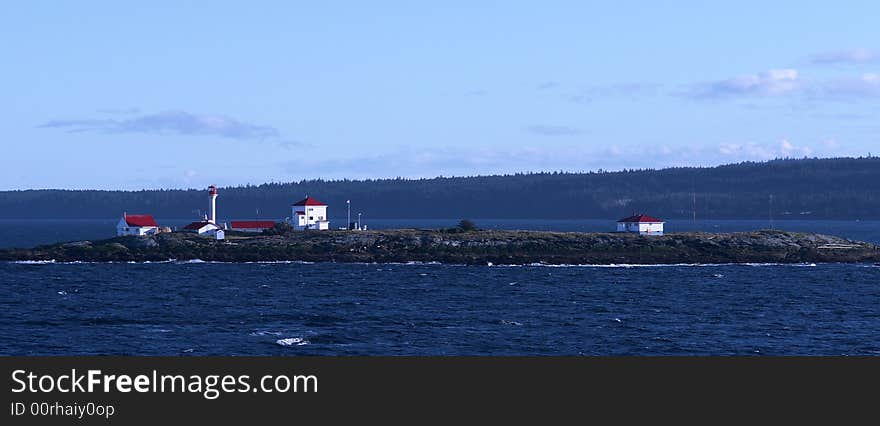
[
  {"left": 208, "top": 185, "right": 218, "bottom": 224},
  {"left": 181, "top": 185, "right": 225, "bottom": 239}
]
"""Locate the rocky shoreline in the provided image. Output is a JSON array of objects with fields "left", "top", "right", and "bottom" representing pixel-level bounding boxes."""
[{"left": 1, "top": 229, "right": 879, "bottom": 265}]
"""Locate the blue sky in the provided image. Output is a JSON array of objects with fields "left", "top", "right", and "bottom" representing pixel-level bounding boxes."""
[{"left": 2, "top": 1, "right": 879, "bottom": 189}]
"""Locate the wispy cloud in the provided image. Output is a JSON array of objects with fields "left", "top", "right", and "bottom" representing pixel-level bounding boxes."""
[
  {"left": 278, "top": 138, "right": 846, "bottom": 180},
  {"left": 688, "top": 69, "right": 800, "bottom": 99},
  {"left": 95, "top": 107, "right": 141, "bottom": 115},
  {"left": 810, "top": 48, "right": 879, "bottom": 65},
  {"left": 810, "top": 73, "right": 880, "bottom": 100},
  {"left": 39, "top": 110, "right": 280, "bottom": 140},
  {"left": 524, "top": 124, "right": 583, "bottom": 136},
  {"left": 686, "top": 68, "right": 880, "bottom": 102},
  {"left": 565, "top": 83, "right": 657, "bottom": 104},
  {"left": 717, "top": 139, "right": 813, "bottom": 160},
  {"left": 536, "top": 81, "right": 560, "bottom": 90}
]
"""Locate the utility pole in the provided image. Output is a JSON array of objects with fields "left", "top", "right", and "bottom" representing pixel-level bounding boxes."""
[
  {"left": 347, "top": 200, "right": 351, "bottom": 230},
  {"left": 357, "top": 212, "right": 362, "bottom": 231},
  {"left": 769, "top": 194, "right": 774, "bottom": 229},
  {"left": 691, "top": 177, "right": 697, "bottom": 227}
]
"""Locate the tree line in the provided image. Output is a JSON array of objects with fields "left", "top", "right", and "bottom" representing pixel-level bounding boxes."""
[{"left": 1, "top": 157, "right": 878, "bottom": 220}]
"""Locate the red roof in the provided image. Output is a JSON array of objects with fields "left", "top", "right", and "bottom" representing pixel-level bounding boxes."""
[
  {"left": 292, "top": 196, "right": 326, "bottom": 206},
  {"left": 294, "top": 211, "right": 305, "bottom": 215},
  {"left": 618, "top": 214, "right": 664, "bottom": 223},
  {"left": 183, "top": 221, "right": 213, "bottom": 230},
  {"left": 124, "top": 214, "right": 158, "bottom": 227},
  {"left": 230, "top": 221, "right": 276, "bottom": 229}
]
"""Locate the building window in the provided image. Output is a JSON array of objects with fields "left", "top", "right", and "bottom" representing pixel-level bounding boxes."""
[{"left": 309, "top": 216, "right": 314, "bottom": 220}]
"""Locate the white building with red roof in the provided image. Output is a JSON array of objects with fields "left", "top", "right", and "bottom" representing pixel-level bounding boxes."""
[
  {"left": 290, "top": 196, "right": 329, "bottom": 230},
  {"left": 617, "top": 214, "right": 665, "bottom": 235},
  {"left": 117, "top": 213, "right": 160, "bottom": 236},
  {"left": 182, "top": 220, "right": 223, "bottom": 235}
]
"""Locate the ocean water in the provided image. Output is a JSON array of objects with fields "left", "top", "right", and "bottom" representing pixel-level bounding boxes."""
[
  {"left": 1, "top": 262, "right": 878, "bottom": 355},
  {"left": 1, "top": 219, "right": 878, "bottom": 355}
]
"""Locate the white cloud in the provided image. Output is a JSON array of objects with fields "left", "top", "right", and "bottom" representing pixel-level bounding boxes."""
[
  {"left": 718, "top": 143, "right": 773, "bottom": 159},
  {"left": 278, "top": 138, "right": 845, "bottom": 180},
  {"left": 811, "top": 73, "right": 880, "bottom": 99},
  {"left": 779, "top": 139, "right": 813, "bottom": 157},
  {"left": 820, "top": 139, "right": 840, "bottom": 149},
  {"left": 718, "top": 140, "right": 813, "bottom": 160},
  {"left": 524, "top": 124, "right": 583, "bottom": 136},
  {"left": 688, "top": 68, "right": 880, "bottom": 101},
  {"left": 691, "top": 69, "right": 800, "bottom": 98},
  {"left": 811, "top": 48, "right": 879, "bottom": 64},
  {"left": 565, "top": 82, "right": 658, "bottom": 104}
]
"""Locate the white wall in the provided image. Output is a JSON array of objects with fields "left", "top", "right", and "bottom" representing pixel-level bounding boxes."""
[
  {"left": 117, "top": 225, "right": 158, "bottom": 236},
  {"left": 195, "top": 223, "right": 221, "bottom": 235},
  {"left": 616, "top": 221, "right": 664, "bottom": 235},
  {"left": 638, "top": 222, "right": 664, "bottom": 235},
  {"left": 291, "top": 205, "right": 329, "bottom": 230}
]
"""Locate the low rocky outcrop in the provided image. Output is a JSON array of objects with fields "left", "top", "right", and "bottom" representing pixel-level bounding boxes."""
[{"left": 1, "top": 229, "right": 878, "bottom": 265}]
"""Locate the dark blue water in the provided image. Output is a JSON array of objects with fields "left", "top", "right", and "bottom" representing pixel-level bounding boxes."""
[
  {"left": 1, "top": 219, "right": 879, "bottom": 355},
  {"left": 1, "top": 262, "right": 879, "bottom": 355}
]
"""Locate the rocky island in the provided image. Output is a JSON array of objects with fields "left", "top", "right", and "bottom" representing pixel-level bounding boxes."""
[{"left": 1, "top": 228, "right": 878, "bottom": 265}]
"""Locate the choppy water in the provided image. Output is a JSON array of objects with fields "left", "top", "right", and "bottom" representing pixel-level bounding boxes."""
[{"left": 1, "top": 261, "right": 878, "bottom": 355}]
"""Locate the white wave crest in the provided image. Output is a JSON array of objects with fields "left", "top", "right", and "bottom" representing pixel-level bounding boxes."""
[{"left": 276, "top": 337, "right": 310, "bottom": 346}]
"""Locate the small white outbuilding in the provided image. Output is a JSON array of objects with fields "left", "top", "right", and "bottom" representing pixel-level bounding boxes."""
[{"left": 182, "top": 220, "right": 225, "bottom": 239}]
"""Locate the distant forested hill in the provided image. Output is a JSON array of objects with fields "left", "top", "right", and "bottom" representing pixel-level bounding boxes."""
[{"left": 1, "top": 157, "right": 879, "bottom": 220}]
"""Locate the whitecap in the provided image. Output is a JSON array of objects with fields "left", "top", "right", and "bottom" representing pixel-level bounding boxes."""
[
  {"left": 250, "top": 330, "right": 283, "bottom": 337},
  {"left": 14, "top": 260, "right": 56, "bottom": 264},
  {"left": 490, "top": 262, "right": 830, "bottom": 268},
  {"left": 276, "top": 337, "right": 310, "bottom": 346}
]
